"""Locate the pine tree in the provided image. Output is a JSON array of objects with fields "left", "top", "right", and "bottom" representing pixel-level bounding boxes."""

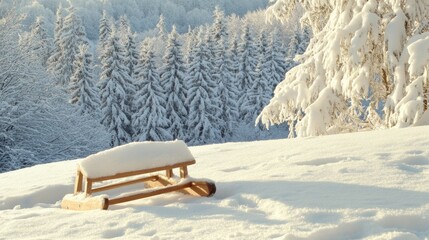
[
  {"left": 186, "top": 30, "right": 222, "bottom": 145},
  {"left": 184, "top": 27, "right": 197, "bottom": 65},
  {"left": 216, "top": 35, "right": 240, "bottom": 137},
  {"left": 237, "top": 23, "right": 258, "bottom": 119},
  {"left": 47, "top": 4, "right": 64, "bottom": 74},
  {"left": 123, "top": 27, "right": 139, "bottom": 81},
  {"left": 69, "top": 44, "right": 100, "bottom": 115},
  {"left": 204, "top": 27, "right": 223, "bottom": 137},
  {"left": 28, "top": 17, "right": 53, "bottom": 67},
  {"left": 210, "top": 6, "right": 229, "bottom": 80},
  {"left": 212, "top": 6, "right": 228, "bottom": 43},
  {"left": 99, "top": 29, "right": 133, "bottom": 146},
  {"left": 153, "top": 14, "right": 168, "bottom": 60},
  {"left": 132, "top": 41, "right": 172, "bottom": 141},
  {"left": 267, "top": 29, "right": 286, "bottom": 90},
  {"left": 242, "top": 62, "right": 272, "bottom": 126},
  {"left": 228, "top": 36, "right": 240, "bottom": 81},
  {"left": 210, "top": 9, "right": 239, "bottom": 138},
  {"left": 119, "top": 27, "right": 137, "bottom": 117},
  {"left": 242, "top": 32, "right": 272, "bottom": 124},
  {"left": 98, "top": 10, "right": 112, "bottom": 53},
  {"left": 285, "top": 29, "right": 299, "bottom": 73},
  {"left": 160, "top": 26, "right": 188, "bottom": 140},
  {"left": 156, "top": 14, "right": 167, "bottom": 42},
  {"left": 55, "top": 5, "right": 87, "bottom": 86},
  {"left": 297, "top": 26, "right": 311, "bottom": 55},
  {"left": 118, "top": 15, "right": 131, "bottom": 44}
]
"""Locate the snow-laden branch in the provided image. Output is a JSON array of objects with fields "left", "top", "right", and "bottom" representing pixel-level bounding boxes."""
[{"left": 260, "top": 0, "right": 429, "bottom": 137}]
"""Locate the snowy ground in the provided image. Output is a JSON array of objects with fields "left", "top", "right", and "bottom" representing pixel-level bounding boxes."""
[{"left": 1, "top": 127, "right": 429, "bottom": 239}]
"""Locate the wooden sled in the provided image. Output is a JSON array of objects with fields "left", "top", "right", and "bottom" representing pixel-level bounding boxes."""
[{"left": 61, "top": 141, "right": 216, "bottom": 211}]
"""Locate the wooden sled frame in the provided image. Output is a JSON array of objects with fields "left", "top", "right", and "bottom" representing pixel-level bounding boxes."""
[{"left": 61, "top": 160, "right": 216, "bottom": 210}]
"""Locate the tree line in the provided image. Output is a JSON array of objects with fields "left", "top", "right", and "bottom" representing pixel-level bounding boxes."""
[
  {"left": 0, "top": 3, "right": 309, "bottom": 172},
  {"left": 25, "top": 4, "right": 308, "bottom": 147}
]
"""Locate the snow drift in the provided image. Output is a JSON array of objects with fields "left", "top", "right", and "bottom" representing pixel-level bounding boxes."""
[{"left": 1, "top": 126, "right": 429, "bottom": 239}]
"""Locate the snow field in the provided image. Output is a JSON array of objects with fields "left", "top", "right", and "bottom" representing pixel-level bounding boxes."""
[{"left": 1, "top": 126, "right": 429, "bottom": 239}]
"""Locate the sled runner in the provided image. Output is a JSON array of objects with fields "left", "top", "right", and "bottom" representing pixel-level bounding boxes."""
[{"left": 61, "top": 140, "right": 216, "bottom": 210}]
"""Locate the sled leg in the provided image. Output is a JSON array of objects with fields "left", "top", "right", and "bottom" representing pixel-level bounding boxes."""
[{"left": 61, "top": 196, "right": 109, "bottom": 210}]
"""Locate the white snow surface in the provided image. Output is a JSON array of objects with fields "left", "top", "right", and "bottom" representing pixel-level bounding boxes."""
[
  {"left": 79, "top": 140, "right": 195, "bottom": 178},
  {"left": 2, "top": 127, "right": 429, "bottom": 239}
]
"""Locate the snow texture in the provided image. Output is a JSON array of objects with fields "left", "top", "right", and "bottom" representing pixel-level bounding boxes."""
[
  {"left": 79, "top": 140, "right": 194, "bottom": 178},
  {"left": 1, "top": 127, "right": 429, "bottom": 239}
]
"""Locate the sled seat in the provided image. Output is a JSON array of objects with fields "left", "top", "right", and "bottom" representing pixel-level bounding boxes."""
[{"left": 61, "top": 140, "right": 216, "bottom": 211}]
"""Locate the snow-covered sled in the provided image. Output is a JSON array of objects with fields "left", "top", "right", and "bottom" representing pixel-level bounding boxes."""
[{"left": 61, "top": 140, "right": 216, "bottom": 210}]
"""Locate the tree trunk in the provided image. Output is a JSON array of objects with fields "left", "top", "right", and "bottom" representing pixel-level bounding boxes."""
[{"left": 382, "top": 68, "right": 390, "bottom": 97}]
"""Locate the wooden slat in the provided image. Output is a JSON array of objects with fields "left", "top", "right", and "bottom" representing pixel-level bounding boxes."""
[
  {"left": 74, "top": 170, "right": 83, "bottom": 194},
  {"left": 145, "top": 176, "right": 216, "bottom": 197},
  {"left": 166, "top": 169, "right": 173, "bottom": 178},
  {"left": 144, "top": 175, "right": 172, "bottom": 188},
  {"left": 91, "top": 175, "right": 159, "bottom": 193},
  {"left": 88, "top": 160, "right": 196, "bottom": 182},
  {"left": 108, "top": 182, "right": 193, "bottom": 205},
  {"left": 180, "top": 166, "right": 188, "bottom": 178},
  {"left": 85, "top": 179, "right": 93, "bottom": 195}
]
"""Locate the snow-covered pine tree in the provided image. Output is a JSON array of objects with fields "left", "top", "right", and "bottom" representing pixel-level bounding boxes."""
[
  {"left": 118, "top": 15, "right": 131, "bottom": 44},
  {"left": 118, "top": 27, "right": 137, "bottom": 118},
  {"left": 160, "top": 26, "right": 188, "bottom": 140},
  {"left": 261, "top": 0, "right": 429, "bottom": 137},
  {"left": 228, "top": 35, "right": 240, "bottom": 81},
  {"left": 132, "top": 40, "right": 172, "bottom": 141},
  {"left": 212, "top": 6, "right": 228, "bottom": 43},
  {"left": 268, "top": 29, "right": 287, "bottom": 91},
  {"left": 55, "top": 5, "right": 87, "bottom": 86},
  {"left": 210, "top": 6, "right": 233, "bottom": 93},
  {"left": 216, "top": 35, "right": 240, "bottom": 138},
  {"left": 288, "top": 28, "right": 299, "bottom": 58},
  {"left": 285, "top": 29, "right": 299, "bottom": 72},
  {"left": 47, "top": 4, "right": 64, "bottom": 75},
  {"left": 242, "top": 31, "right": 272, "bottom": 125},
  {"left": 99, "top": 28, "right": 133, "bottom": 146},
  {"left": 69, "top": 44, "right": 100, "bottom": 116},
  {"left": 153, "top": 14, "right": 168, "bottom": 61},
  {"left": 27, "top": 17, "right": 53, "bottom": 67},
  {"left": 184, "top": 27, "right": 197, "bottom": 65},
  {"left": 123, "top": 27, "right": 139, "bottom": 81},
  {"left": 256, "top": 31, "right": 271, "bottom": 83},
  {"left": 186, "top": 30, "right": 222, "bottom": 145},
  {"left": 237, "top": 23, "right": 258, "bottom": 119},
  {"left": 297, "top": 26, "right": 311, "bottom": 55},
  {"left": 210, "top": 7, "right": 226, "bottom": 80},
  {"left": 98, "top": 10, "right": 112, "bottom": 54},
  {"left": 156, "top": 14, "right": 167, "bottom": 42},
  {"left": 204, "top": 27, "right": 224, "bottom": 138}
]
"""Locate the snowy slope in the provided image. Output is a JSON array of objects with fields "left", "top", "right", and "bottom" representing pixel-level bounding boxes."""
[{"left": 1, "top": 127, "right": 429, "bottom": 239}]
